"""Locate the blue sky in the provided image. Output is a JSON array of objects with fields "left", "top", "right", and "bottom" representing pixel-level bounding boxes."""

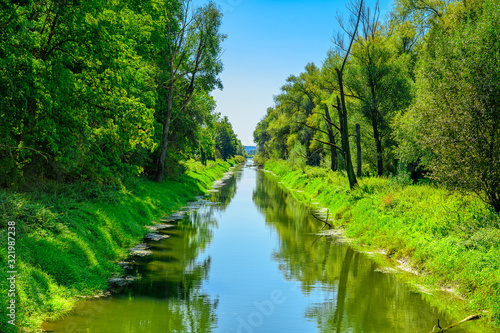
[{"left": 201, "top": 0, "right": 395, "bottom": 146}]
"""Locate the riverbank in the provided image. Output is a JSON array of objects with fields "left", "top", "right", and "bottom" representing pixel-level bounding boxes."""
[
  {"left": 0, "top": 159, "right": 239, "bottom": 332},
  {"left": 264, "top": 159, "right": 500, "bottom": 329}
]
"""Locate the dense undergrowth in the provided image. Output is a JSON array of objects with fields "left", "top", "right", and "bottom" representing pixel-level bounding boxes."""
[
  {"left": 0, "top": 159, "right": 238, "bottom": 332},
  {"left": 265, "top": 159, "right": 500, "bottom": 328}
]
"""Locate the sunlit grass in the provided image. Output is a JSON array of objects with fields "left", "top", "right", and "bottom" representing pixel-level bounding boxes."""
[
  {"left": 0, "top": 159, "right": 237, "bottom": 332},
  {"left": 265, "top": 159, "right": 500, "bottom": 327}
]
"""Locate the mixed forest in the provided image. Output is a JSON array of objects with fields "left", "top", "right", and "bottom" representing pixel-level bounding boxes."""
[
  {"left": 254, "top": 0, "right": 500, "bottom": 213},
  {"left": 0, "top": 2, "right": 244, "bottom": 329},
  {"left": 0, "top": 0, "right": 243, "bottom": 187}
]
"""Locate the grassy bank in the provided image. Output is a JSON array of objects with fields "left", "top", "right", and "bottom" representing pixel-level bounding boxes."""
[
  {"left": 264, "top": 159, "right": 500, "bottom": 328},
  {"left": 0, "top": 159, "right": 238, "bottom": 332}
]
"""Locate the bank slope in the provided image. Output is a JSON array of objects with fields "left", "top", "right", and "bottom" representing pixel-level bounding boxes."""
[
  {"left": 264, "top": 159, "right": 500, "bottom": 329},
  {"left": 0, "top": 159, "right": 237, "bottom": 332}
]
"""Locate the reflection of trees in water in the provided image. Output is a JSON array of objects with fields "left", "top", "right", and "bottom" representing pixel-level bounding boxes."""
[
  {"left": 114, "top": 169, "right": 242, "bottom": 332},
  {"left": 119, "top": 212, "right": 217, "bottom": 332},
  {"left": 208, "top": 167, "right": 243, "bottom": 209},
  {"left": 253, "top": 171, "right": 446, "bottom": 332},
  {"left": 114, "top": 170, "right": 239, "bottom": 333},
  {"left": 49, "top": 203, "right": 223, "bottom": 333}
]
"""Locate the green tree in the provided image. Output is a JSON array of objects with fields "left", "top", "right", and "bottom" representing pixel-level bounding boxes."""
[
  {"left": 327, "top": 0, "right": 365, "bottom": 189},
  {"left": 411, "top": 0, "right": 500, "bottom": 212},
  {"left": 348, "top": 6, "right": 414, "bottom": 176},
  {"left": 154, "top": 0, "right": 225, "bottom": 182},
  {"left": 214, "top": 116, "right": 239, "bottom": 161},
  {"left": 0, "top": 0, "right": 156, "bottom": 185}
]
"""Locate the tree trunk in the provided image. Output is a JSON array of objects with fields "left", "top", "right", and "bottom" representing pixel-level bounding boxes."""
[
  {"left": 491, "top": 192, "right": 500, "bottom": 214},
  {"left": 368, "top": 80, "right": 383, "bottom": 176},
  {"left": 324, "top": 105, "right": 338, "bottom": 171},
  {"left": 336, "top": 69, "right": 358, "bottom": 189},
  {"left": 372, "top": 117, "right": 383, "bottom": 176},
  {"left": 155, "top": 86, "right": 174, "bottom": 183},
  {"left": 200, "top": 145, "right": 207, "bottom": 166},
  {"left": 356, "top": 123, "right": 362, "bottom": 177}
]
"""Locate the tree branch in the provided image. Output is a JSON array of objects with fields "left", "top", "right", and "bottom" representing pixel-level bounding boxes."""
[
  {"left": 312, "top": 211, "right": 333, "bottom": 228},
  {"left": 296, "top": 121, "right": 329, "bottom": 135},
  {"left": 341, "top": 0, "right": 364, "bottom": 72},
  {"left": 0, "top": 144, "right": 49, "bottom": 160},
  {"left": 315, "top": 138, "right": 344, "bottom": 152},
  {"left": 44, "top": 38, "right": 79, "bottom": 59},
  {"left": 323, "top": 116, "right": 341, "bottom": 132},
  {"left": 429, "top": 315, "right": 481, "bottom": 333}
]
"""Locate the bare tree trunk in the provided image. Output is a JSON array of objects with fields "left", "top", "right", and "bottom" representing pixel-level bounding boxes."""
[
  {"left": 356, "top": 123, "right": 362, "bottom": 177},
  {"left": 324, "top": 105, "right": 338, "bottom": 171},
  {"left": 336, "top": 71, "right": 358, "bottom": 189},
  {"left": 330, "top": 0, "right": 362, "bottom": 190}
]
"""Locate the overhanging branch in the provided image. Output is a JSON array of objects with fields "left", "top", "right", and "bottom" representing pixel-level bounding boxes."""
[{"left": 315, "top": 138, "right": 343, "bottom": 152}]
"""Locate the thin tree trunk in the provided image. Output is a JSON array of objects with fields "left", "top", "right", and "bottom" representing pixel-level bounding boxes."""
[
  {"left": 356, "top": 123, "right": 362, "bottom": 177},
  {"left": 491, "top": 192, "right": 500, "bottom": 214},
  {"left": 369, "top": 83, "right": 383, "bottom": 176},
  {"left": 336, "top": 70, "right": 358, "bottom": 189},
  {"left": 324, "top": 105, "right": 338, "bottom": 171},
  {"left": 155, "top": 86, "right": 174, "bottom": 183},
  {"left": 372, "top": 116, "right": 383, "bottom": 176}
]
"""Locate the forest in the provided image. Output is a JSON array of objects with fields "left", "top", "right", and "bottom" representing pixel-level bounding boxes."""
[
  {"left": 0, "top": 0, "right": 244, "bottom": 187},
  {"left": 253, "top": 0, "right": 500, "bottom": 213}
]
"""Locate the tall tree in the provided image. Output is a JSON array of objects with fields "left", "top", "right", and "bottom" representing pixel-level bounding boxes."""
[
  {"left": 0, "top": 0, "right": 156, "bottom": 184},
  {"left": 154, "top": 0, "right": 225, "bottom": 182},
  {"left": 329, "top": 0, "right": 365, "bottom": 189},
  {"left": 214, "top": 116, "right": 239, "bottom": 161},
  {"left": 348, "top": 2, "right": 413, "bottom": 176},
  {"left": 409, "top": 0, "right": 500, "bottom": 212}
]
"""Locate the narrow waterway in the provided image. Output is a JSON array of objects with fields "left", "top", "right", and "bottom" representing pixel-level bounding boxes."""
[{"left": 44, "top": 164, "right": 469, "bottom": 332}]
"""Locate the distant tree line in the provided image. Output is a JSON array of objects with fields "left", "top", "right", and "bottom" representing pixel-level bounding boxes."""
[
  {"left": 0, "top": 0, "right": 242, "bottom": 186},
  {"left": 254, "top": 0, "right": 500, "bottom": 212}
]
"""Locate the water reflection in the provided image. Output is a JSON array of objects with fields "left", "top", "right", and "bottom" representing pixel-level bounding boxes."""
[
  {"left": 210, "top": 167, "right": 243, "bottom": 210},
  {"left": 43, "top": 170, "right": 244, "bottom": 333},
  {"left": 45, "top": 166, "right": 476, "bottom": 333},
  {"left": 253, "top": 171, "right": 465, "bottom": 333}
]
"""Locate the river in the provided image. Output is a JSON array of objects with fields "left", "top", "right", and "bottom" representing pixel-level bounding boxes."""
[{"left": 43, "top": 163, "right": 470, "bottom": 332}]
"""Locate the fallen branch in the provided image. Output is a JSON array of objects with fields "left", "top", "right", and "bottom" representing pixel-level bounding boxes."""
[
  {"left": 312, "top": 210, "right": 333, "bottom": 229},
  {"left": 429, "top": 314, "right": 481, "bottom": 333}
]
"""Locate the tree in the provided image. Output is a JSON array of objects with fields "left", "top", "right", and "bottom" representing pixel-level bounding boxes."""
[
  {"left": 279, "top": 64, "right": 325, "bottom": 166},
  {"left": 0, "top": 0, "right": 156, "bottom": 185},
  {"left": 348, "top": 3, "right": 414, "bottom": 176},
  {"left": 214, "top": 116, "right": 239, "bottom": 161},
  {"left": 328, "top": 0, "right": 365, "bottom": 189},
  {"left": 154, "top": 0, "right": 225, "bottom": 182},
  {"left": 412, "top": 0, "right": 500, "bottom": 212}
]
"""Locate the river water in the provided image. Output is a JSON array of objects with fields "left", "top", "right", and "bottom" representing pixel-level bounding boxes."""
[{"left": 43, "top": 164, "right": 470, "bottom": 333}]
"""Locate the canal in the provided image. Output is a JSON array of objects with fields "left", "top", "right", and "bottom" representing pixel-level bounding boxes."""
[{"left": 43, "top": 164, "right": 469, "bottom": 332}]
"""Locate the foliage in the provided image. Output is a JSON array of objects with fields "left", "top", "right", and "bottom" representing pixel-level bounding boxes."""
[
  {"left": 0, "top": 0, "right": 230, "bottom": 187},
  {"left": 265, "top": 159, "right": 500, "bottom": 327},
  {"left": 213, "top": 116, "right": 241, "bottom": 161},
  {"left": 349, "top": 27, "right": 414, "bottom": 176},
  {"left": 255, "top": 0, "right": 499, "bottom": 212},
  {"left": 287, "top": 142, "right": 308, "bottom": 170},
  {"left": 399, "top": 0, "right": 500, "bottom": 212},
  {"left": 0, "top": 159, "right": 235, "bottom": 332},
  {"left": 0, "top": 0, "right": 158, "bottom": 185},
  {"left": 152, "top": 0, "right": 226, "bottom": 182},
  {"left": 233, "top": 155, "right": 246, "bottom": 164}
]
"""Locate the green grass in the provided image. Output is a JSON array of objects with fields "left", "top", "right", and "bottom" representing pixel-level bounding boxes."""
[
  {"left": 0, "top": 159, "right": 237, "bottom": 332},
  {"left": 265, "top": 159, "right": 500, "bottom": 328}
]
